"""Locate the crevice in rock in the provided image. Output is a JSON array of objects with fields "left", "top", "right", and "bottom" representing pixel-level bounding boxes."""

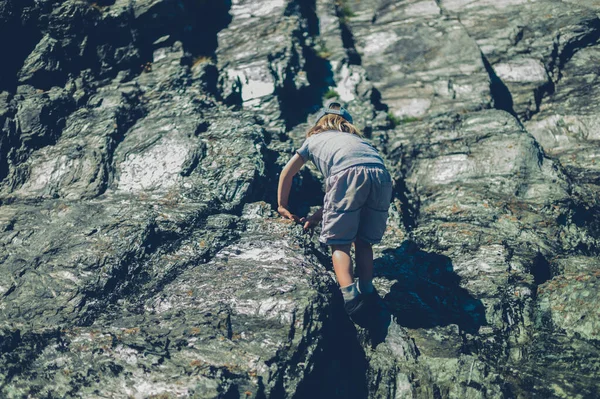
[
  {"left": 276, "top": 44, "right": 334, "bottom": 131},
  {"left": 176, "top": 0, "right": 233, "bottom": 59},
  {"left": 0, "top": 1, "right": 44, "bottom": 92},
  {"left": 335, "top": 9, "right": 362, "bottom": 65},
  {"left": 370, "top": 87, "right": 388, "bottom": 112},
  {"left": 91, "top": 0, "right": 116, "bottom": 6},
  {"left": 548, "top": 16, "right": 600, "bottom": 83},
  {"left": 385, "top": 141, "right": 422, "bottom": 233},
  {"left": 0, "top": 100, "right": 17, "bottom": 184},
  {"left": 530, "top": 253, "right": 552, "bottom": 287},
  {"left": 394, "top": 175, "right": 419, "bottom": 232},
  {"left": 128, "top": 0, "right": 232, "bottom": 78},
  {"left": 277, "top": 0, "right": 335, "bottom": 130},
  {"left": 481, "top": 53, "right": 520, "bottom": 120},
  {"left": 523, "top": 16, "right": 600, "bottom": 120},
  {"left": 286, "top": 0, "right": 319, "bottom": 37},
  {"left": 529, "top": 79, "right": 555, "bottom": 121},
  {"left": 572, "top": 204, "right": 600, "bottom": 238},
  {"left": 292, "top": 298, "right": 369, "bottom": 399}
]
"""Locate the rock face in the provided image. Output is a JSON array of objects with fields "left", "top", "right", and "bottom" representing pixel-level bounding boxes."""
[{"left": 0, "top": 0, "right": 599, "bottom": 398}]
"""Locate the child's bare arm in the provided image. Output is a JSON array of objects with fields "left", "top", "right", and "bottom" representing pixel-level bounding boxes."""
[{"left": 277, "top": 154, "right": 305, "bottom": 222}]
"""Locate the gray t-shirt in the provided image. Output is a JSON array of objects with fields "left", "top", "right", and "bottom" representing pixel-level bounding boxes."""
[{"left": 296, "top": 130, "right": 385, "bottom": 179}]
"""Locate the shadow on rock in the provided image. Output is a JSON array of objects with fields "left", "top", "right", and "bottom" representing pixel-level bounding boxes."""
[
  {"left": 363, "top": 294, "right": 393, "bottom": 348},
  {"left": 294, "top": 294, "right": 369, "bottom": 399},
  {"left": 376, "top": 240, "right": 487, "bottom": 335}
]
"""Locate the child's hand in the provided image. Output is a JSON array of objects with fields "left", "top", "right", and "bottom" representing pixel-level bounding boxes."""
[
  {"left": 278, "top": 206, "right": 300, "bottom": 223},
  {"left": 301, "top": 208, "right": 323, "bottom": 230}
]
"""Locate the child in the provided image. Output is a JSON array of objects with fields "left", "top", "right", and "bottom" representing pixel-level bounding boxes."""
[{"left": 277, "top": 101, "right": 393, "bottom": 322}]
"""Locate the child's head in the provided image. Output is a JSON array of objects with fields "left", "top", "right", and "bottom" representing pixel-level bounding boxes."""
[{"left": 307, "top": 101, "right": 361, "bottom": 137}]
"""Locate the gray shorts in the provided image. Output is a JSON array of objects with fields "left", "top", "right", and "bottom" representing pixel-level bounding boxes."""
[{"left": 320, "top": 165, "right": 393, "bottom": 245}]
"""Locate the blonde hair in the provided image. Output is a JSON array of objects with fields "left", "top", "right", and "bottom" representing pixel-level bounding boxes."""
[{"left": 307, "top": 114, "right": 362, "bottom": 138}]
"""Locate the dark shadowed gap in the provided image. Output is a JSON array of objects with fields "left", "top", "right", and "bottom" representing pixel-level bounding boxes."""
[
  {"left": 278, "top": 0, "right": 334, "bottom": 130},
  {"left": 370, "top": 87, "right": 388, "bottom": 112},
  {"left": 393, "top": 177, "right": 419, "bottom": 231},
  {"left": 551, "top": 16, "right": 600, "bottom": 81},
  {"left": 0, "top": 1, "right": 44, "bottom": 92},
  {"left": 530, "top": 80, "right": 555, "bottom": 120},
  {"left": 481, "top": 54, "right": 519, "bottom": 120},
  {"left": 558, "top": 202, "right": 600, "bottom": 246},
  {"left": 285, "top": 0, "right": 319, "bottom": 37},
  {"left": 338, "top": 22, "right": 362, "bottom": 66},
  {"left": 0, "top": 157, "right": 8, "bottom": 185},
  {"left": 250, "top": 145, "right": 325, "bottom": 220},
  {"left": 376, "top": 241, "right": 487, "bottom": 334},
  {"left": 287, "top": 168, "right": 326, "bottom": 219},
  {"left": 133, "top": 0, "right": 232, "bottom": 67},
  {"left": 572, "top": 203, "right": 599, "bottom": 230},
  {"left": 222, "top": 384, "right": 241, "bottom": 399},
  {"left": 277, "top": 45, "right": 335, "bottom": 131},
  {"left": 530, "top": 253, "right": 551, "bottom": 286},
  {"left": 333, "top": 2, "right": 362, "bottom": 66},
  {"left": 0, "top": 115, "right": 15, "bottom": 183},
  {"left": 293, "top": 300, "right": 369, "bottom": 399},
  {"left": 254, "top": 377, "right": 267, "bottom": 399},
  {"left": 180, "top": 0, "right": 233, "bottom": 58}
]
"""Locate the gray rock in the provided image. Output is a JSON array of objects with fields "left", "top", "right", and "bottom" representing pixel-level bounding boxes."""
[
  {"left": 438, "top": 0, "right": 600, "bottom": 120},
  {"left": 525, "top": 45, "right": 600, "bottom": 186},
  {"left": 217, "top": 0, "right": 310, "bottom": 131},
  {"left": 17, "top": 34, "right": 65, "bottom": 87},
  {"left": 344, "top": 0, "right": 493, "bottom": 119},
  {"left": 1, "top": 203, "right": 338, "bottom": 398},
  {"left": 1, "top": 0, "right": 600, "bottom": 397}
]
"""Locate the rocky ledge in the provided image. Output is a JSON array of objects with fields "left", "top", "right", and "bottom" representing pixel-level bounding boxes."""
[{"left": 0, "top": 0, "right": 599, "bottom": 398}]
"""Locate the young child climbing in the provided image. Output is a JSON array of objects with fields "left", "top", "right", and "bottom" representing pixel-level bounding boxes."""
[{"left": 277, "top": 101, "right": 393, "bottom": 323}]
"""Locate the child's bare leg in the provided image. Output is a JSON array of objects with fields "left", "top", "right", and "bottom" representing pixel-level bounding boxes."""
[
  {"left": 355, "top": 238, "right": 374, "bottom": 294},
  {"left": 331, "top": 244, "right": 354, "bottom": 287},
  {"left": 332, "top": 244, "right": 365, "bottom": 315}
]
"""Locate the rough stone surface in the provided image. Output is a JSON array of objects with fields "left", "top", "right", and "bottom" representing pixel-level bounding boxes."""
[{"left": 0, "top": 0, "right": 599, "bottom": 398}]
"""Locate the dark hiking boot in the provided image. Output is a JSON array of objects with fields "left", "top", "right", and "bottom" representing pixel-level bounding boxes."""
[
  {"left": 344, "top": 294, "right": 369, "bottom": 326},
  {"left": 344, "top": 294, "right": 365, "bottom": 315},
  {"left": 362, "top": 287, "right": 381, "bottom": 308}
]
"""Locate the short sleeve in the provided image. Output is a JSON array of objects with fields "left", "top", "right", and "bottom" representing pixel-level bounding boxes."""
[{"left": 296, "top": 139, "right": 310, "bottom": 162}]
